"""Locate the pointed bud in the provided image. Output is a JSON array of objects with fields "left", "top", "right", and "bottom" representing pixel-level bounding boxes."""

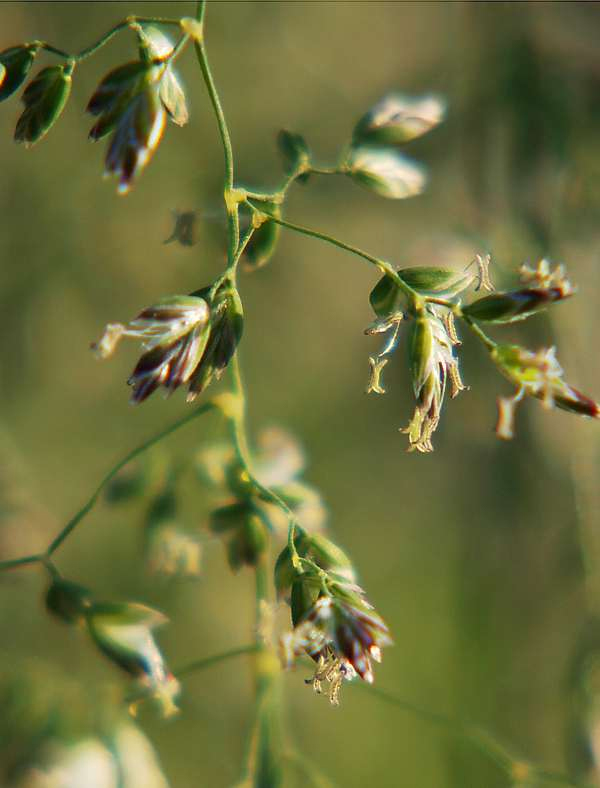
[
  {"left": 277, "top": 129, "right": 310, "bottom": 180},
  {"left": 353, "top": 93, "right": 446, "bottom": 145},
  {"left": 463, "top": 286, "right": 574, "bottom": 324},
  {"left": 346, "top": 146, "right": 426, "bottom": 199},
  {"left": 243, "top": 202, "right": 281, "bottom": 271},
  {"left": 0, "top": 44, "right": 37, "bottom": 102},
  {"left": 14, "top": 64, "right": 72, "bottom": 146}
]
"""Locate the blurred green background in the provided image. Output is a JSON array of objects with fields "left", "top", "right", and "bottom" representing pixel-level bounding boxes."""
[{"left": 1, "top": 2, "right": 600, "bottom": 786}]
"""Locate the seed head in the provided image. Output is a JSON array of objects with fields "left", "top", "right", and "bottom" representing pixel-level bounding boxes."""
[
  {"left": 87, "top": 56, "right": 183, "bottom": 193},
  {"left": 282, "top": 573, "right": 391, "bottom": 704},
  {"left": 92, "top": 294, "right": 211, "bottom": 403}
]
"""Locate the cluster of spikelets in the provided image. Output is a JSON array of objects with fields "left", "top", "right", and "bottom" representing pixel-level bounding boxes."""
[
  {"left": 197, "top": 427, "right": 393, "bottom": 704},
  {"left": 365, "top": 257, "right": 599, "bottom": 452},
  {"left": 0, "top": 23, "right": 195, "bottom": 193},
  {"left": 1, "top": 25, "right": 447, "bottom": 201},
  {"left": 92, "top": 282, "right": 243, "bottom": 403}
]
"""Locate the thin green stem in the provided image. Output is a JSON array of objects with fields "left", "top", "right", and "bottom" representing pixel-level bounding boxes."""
[
  {"left": 226, "top": 223, "right": 256, "bottom": 281},
  {"left": 247, "top": 204, "right": 420, "bottom": 305},
  {"left": 225, "top": 352, "right": 300, "bottom": 572},
  {"left": 196, "top": 0, "right": 207, "bottom": 27},
  {"left": 165, "top": 33, "right": 191, "bottom": 66},
  {"left": 0, "top": 553, "right": 44, "bottom": 571},
  {"left": 35, "top": 42, "right": 71, "bottom": 59},
  {"left": 227, "top": 353, "right": 252, "bottom": 469},
  {"left": 308, "top": 166, "right": 342, "bottom": 176},
  {"left": 243, "top": 189, "right": 280, "bottom": 204},
  {"left": 241, "top": 164, "right": 342, "bottom": 206},
  {"left": 76, "top": 17, "right": 182, "bottom": 62},
  {"left": 194, "top": 1, "right": 239, "bottom": 264},
  {"left": 192, "top": 9, "right": 282, "bottom": 781},
  {"left": 421, "top": 295, "right": 498, "bottom": 353},
  {"left": 461, "top": 315, "right": 497, "bottom": 351},
  {"left": 425, "top": 296, "right": 457, "bottom": 309},
  {"left": 175, "top": 643, "right": 258, "bottom": 678},
  {"left": 34, "top": 17, "right": 183, "bottom": 64},
  {"left": 45, "top": 401, "right": 216, "bottom": 557},
  {"left": 360, "top": 684, "right": 590, "bottom": 788}
]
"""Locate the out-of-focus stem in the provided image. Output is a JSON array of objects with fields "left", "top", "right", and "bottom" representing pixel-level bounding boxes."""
[
  {"left": 45, "top": 402, "right": 216, "bottom": 556},
  {"left": 0, "top": 403, "right": 217, "bottom": 569},
  {"left": 175, "top": 644, "right": 258, "bottom": 679}
]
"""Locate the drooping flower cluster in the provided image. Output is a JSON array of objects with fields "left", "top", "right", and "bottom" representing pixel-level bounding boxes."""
[
  {"left": 366, "top": 262, "right": 484, "bottom": 452},
  {"left": 365, "top": 256, "right": 599, "bottom": 449},
  {"left": 92, "top": 281, "right": 243, "bottom": 403},
  {"left": 86, "top": 26, "right": 189, "bottom": 193},
  {"left": 276, "top": 531, "right": 391, "bottom": 704},
  {"left": 0, "top": 24, "right": 190, "bottom": 188}
]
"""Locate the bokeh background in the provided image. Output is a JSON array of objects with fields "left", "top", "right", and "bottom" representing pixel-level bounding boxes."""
[{"left": 1, "top": 2, "right": 600, "bottom": 786}]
